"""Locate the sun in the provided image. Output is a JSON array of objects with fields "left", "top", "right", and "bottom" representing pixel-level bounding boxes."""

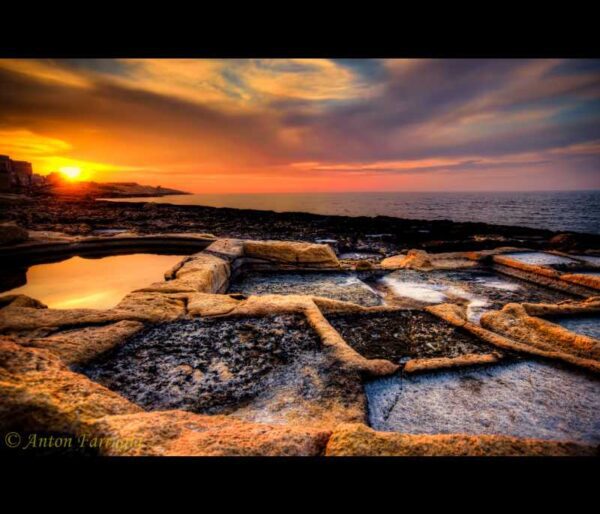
[{"left": 59, "top": 166, "right": 82, "bottom": 181}]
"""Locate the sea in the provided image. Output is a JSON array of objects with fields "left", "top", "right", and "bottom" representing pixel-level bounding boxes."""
[{"left": 107, "top": 190, "right": 600, "bottom": 235}]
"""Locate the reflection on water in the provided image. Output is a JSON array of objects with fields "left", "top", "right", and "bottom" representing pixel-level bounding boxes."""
[{"left": 2, "top": 254, "right": 186, "bottom": 310}]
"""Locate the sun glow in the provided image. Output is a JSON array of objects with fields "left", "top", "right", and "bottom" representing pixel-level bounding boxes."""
[{"left": 59, "top": 166, "right": 82, "bottom": 180}]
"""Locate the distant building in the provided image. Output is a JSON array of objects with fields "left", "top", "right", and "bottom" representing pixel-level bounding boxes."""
[{"left": 0, "top": 155, "right": 34, "bottom": 192}]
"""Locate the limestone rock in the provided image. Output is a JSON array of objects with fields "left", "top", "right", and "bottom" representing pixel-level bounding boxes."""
[
  {"left": 0, "top": 340, "right": 140, "bottom": 434},
  {"left": 187, "top": 293, "right": 242, "bottom": 317},
  {"left": 89, "top": 410, "right": 331, "bottom": 456},
  {"left": 112, "top": 291, "right": 188, "bottom": 322},
  {"left": 403, "top": 352, "right": 502, "bottom": 373},
  {"left": 244, "top": 240, "right": 339, "bottom": 267},
  {"left": 204, "top": 238, "right": 245, "bottom": 262},
  {"left": 172, "top": 253, "right": 230, "bottom": 293},
  {"left": 0, "top": 305, "right": 121, "bottom": 332},
  {"left": 325, "top": 423, "right": 597, "bottom": 456},
  {"left": 26, "top": 320, "right": 144, "bottom": 365},
  {"left": 480, "top": 303, "right": 600, "bottom": 372},
  {"left": 381, "top": 249, "right": 476, "bottom": 271},
  {"left": 492, "top": 254, "right": 561, "bottom": 278},
  {"left": 561, "top": 273, "right": 600, "bottom": 291}
]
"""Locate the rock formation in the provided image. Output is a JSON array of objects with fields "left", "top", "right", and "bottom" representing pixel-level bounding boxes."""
[{"left": 1, "top": 235, "right": 599, "bottom": 456}]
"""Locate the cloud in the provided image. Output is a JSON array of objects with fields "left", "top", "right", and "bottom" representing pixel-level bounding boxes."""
[{"left": 0, "top": 58, "right": 598, "bottom": 192}]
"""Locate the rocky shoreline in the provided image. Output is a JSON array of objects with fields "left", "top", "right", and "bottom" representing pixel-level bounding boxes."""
[
  {"left": 1, "top": 198, "right": 599, "bottom": 456},
  {"left": 2, "top": 196, "right": 599, "bottom": 255}
]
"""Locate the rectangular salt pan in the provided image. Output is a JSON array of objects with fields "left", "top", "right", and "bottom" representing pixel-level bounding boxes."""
[
  {"left": 501, "top": 252, "right": 579, "bottom": 266},
  {"left": 366, "top": 360, "right": 600, "bottom": 444},
  {"left": 229, "top": 272, "right": 383, "bottom": 307}
]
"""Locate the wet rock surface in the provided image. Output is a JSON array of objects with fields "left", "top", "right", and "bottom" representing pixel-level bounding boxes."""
[
  {"left": 366, "top": 360, "right": 600, "bottom": 444},
  {"left": 76, "top": 314, "right": 323, "bottom": 415},
  {"left": 378, "top": 267, "right": 573, "bottom": 322},
  {"left": 229, "top": 271, "right": 383, "bottom": 307},
  {"left": 500, "top": 251, "right": 587, "bottom": 271},
  {"left": 327, "top": 311, "right": 494, "bottom": 364}
]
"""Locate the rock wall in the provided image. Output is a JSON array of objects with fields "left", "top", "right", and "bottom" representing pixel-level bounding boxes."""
[{"left": 0, "top": 155, "right": 32, "bottom": 192}]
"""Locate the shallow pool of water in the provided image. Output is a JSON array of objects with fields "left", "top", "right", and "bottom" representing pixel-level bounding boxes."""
[
  {"left": 1, "top": 253, "right": 187, "bottom": 309},
  {"left": 229, "top": 271, "right": 384, "bottom": 306},
  {"left": 379, "top": 268, "right": 572, "bottom": 322},
  {"left": 501, "top": 252, "right": 579, "bottom": 266},
  {"left": 546, "top": 315, "right": 600, "bottom": 340},
  {"left": 366, "top": 360, "right": 600, "bottom": 444}
]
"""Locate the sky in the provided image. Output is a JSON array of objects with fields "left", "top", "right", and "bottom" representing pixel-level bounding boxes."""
[{"left": 0, "top": 58, "right": 599, "bottom": 193}]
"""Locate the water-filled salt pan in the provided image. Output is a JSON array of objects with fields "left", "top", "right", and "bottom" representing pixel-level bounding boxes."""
[
  {"left": 379, "top": 268, "right": 572, "bottom": 323},
  {"left": 380, "top": 279, "right": 448, "bottom": 304},
  {"left": 501, "top": 252, "right": 578, "bottom": 266},
  {"left": 230, "top": 271, "right": 383, "bottom": 307}
]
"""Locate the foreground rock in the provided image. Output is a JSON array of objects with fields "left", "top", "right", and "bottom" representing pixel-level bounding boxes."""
[
  {"left": 365, "top": 360, "right": 600, "bottom": 444},
  {"left": 480, "top": 300, "right": 600, "bottom": 372},
  {"left": 91, "top": 411, "right": 331, "bottom": 456},
  {"left": 244, "top": 240, "right": 339, "bottom": 267},
  {"left": 1, "top": 235, "right": 598, "bottom": 456},
  {"left": 326, "top": 423, "right": 597, "bottom": 456}
]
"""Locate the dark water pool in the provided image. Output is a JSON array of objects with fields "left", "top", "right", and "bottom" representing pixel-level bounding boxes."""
[{"left": 0, "top": 253, "right": 187, "bottom": 309}]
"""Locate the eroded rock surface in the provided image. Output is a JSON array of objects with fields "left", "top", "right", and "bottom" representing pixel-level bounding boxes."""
[
  {"left": 326, "top": 423, "right": 597, "bottom": 456},
  {"left": 229, "top": 271, "right": 383, "bottom": 307},
  {"left": 244, "top": 240, "right": 339, "bottom": 267},
  {"left": 0, "top": 339, "right": 141, "bottom": 434},
  {"left": 77, "top": 315, "right": 322, "bottom": 414},
  {"left": 481, "top": 303, "right": 600, "bottom": 371},
  {"left": 327, "top": 310, "right": 495, "bottom": 365},
  {"left": 365, "top": 360, "right": 600, "bottom": 445},
  {"left": 381, "top": 249, "right": 476, "bottom": 271},
  {"left": 90, "top": 411, "right": 331, "bottom": 456},
  {"left": 378, "top": 267, "right": 573, "bottom": 322}
]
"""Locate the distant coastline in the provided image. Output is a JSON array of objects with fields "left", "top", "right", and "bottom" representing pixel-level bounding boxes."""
[{"left": 103, "top": 190, "right": 600, "bottom": 235}]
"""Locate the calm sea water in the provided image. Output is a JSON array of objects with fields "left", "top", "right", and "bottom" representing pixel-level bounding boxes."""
[{"left": 109, "top": 190, "right": 600, "bottom": 234}]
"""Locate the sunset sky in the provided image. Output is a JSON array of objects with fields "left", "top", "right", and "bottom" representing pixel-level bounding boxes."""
[{"left": 0, "top": 59, "right": 599, "bottom": 193}]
